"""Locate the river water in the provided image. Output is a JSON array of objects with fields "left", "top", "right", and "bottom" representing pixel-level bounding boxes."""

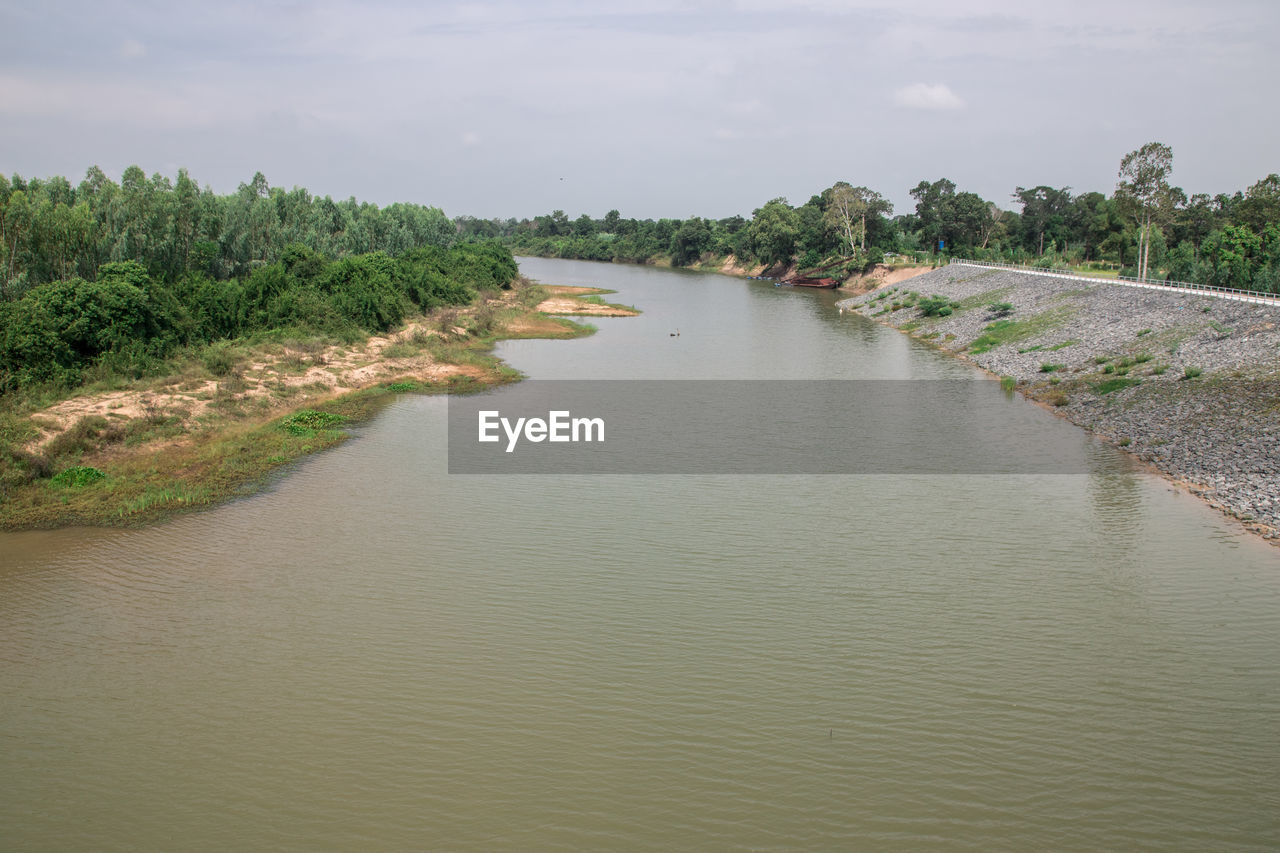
[{"left": 2, "top": 257, "right": 1277, "bottom": 851}]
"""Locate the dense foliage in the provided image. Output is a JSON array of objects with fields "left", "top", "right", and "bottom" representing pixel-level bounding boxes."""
[
  {"left": 478, "top": 147, "right": 1280, "bottom": 294},
  {"left": 0, "top": 167, "right": 457, "bottom": 297},
  {"left": 0, "top": 167, "right": 518, "bottom": 394}
]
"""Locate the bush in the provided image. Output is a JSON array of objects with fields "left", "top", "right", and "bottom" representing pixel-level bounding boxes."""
[
  {"left": 202, "top": 341, "right": 243, "bottom": 376},
  {"left": 50, "top": 465, "right": 107, "bottom": 487},
  {"left": 918, "top": 295, "right": 957, "bottom": 317},
  {"left": 279, "top": 410, "right": 346, "bottom": 435},
  {"left": 0, "top": 263, "right": 187, "bottom": 388}
]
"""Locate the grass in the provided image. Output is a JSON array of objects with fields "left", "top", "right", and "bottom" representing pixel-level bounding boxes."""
[
  {"left": 968, "top": 308, "right": 1073, "bottom": 355},
  {"left": 1091, "top": 377, "right": 1140, "bottom": 394}
]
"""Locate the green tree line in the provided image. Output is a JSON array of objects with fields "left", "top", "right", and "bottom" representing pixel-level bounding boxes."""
[
  {"left": 0, "top": 166, "right": 459, "bottom": 298},
  {"left": 480, "top": 145, "right": 1280, "bottom": 293},
  {"left": 0, "top": 166, "right": 518, "bottom": 395}
]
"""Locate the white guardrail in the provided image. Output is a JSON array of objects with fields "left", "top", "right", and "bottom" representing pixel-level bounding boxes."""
[{"left": 947, "top": 258, "right": 1280, "bottom": 307}]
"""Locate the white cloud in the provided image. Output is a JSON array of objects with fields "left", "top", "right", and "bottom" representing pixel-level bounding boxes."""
[
  {"left": 118, "top": 39, "right": 146, "bottom": 59},
  {"left": 893, "top": 82, "right": 965, "bottom": 111}
]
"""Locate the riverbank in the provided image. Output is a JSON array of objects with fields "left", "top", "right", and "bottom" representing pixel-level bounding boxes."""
[
  {"left": 0, "top": 281, "right": 630, "bottom": 530},
  {"left": 839, "top": 265, "right": 1280, "bottom": 541},
  {"left": 512, "top": 246, "right": 935, "bottom": 291}
]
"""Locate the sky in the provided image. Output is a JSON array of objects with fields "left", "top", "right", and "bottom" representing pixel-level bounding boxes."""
[{"left": 2, "top": 0, "right": 1277, "bottom": 221}]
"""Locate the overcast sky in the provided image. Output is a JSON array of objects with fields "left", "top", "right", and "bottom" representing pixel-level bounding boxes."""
[{"left": 2, "top": 1, "right": 1276, "bottom": 220}]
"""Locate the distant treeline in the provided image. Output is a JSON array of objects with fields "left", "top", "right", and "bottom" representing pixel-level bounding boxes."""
[
  {"left": 0, "top": 167, "right": 462, "bottom": 296},
  {"left": 0, "top": 167, "right": 517, "bottom": 394},
  {"left": 463, "top": 153, "right": 1280, "bottom": 293}
]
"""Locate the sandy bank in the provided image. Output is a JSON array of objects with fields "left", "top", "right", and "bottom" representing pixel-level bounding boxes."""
[{"left": 2, "top": 282, "right": 616, "bottom": 529}]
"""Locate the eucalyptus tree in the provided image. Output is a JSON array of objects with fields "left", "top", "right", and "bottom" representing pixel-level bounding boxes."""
[
  {"left": 825, "top": 182, "right": 892, "bottom": 256},
  {"left": 1116, "top": 142, "right": 1173, "bottom": 280}
]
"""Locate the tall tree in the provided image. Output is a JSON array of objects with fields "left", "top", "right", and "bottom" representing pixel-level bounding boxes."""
[
  {"left": 747, "top": 198, "right": 799, "bottom": 267},
  {"left": 910, "top": 178, "right": 956, "bottom": 251},
  {"left": 825, "top": 182, "right": 892, "bottom": 256},
  {"left": 1116, "top": 142, "right": 1173, "bottom": 280},
  {"left": 1012, "top": 186, "right": 1073, "bottom": 255}
]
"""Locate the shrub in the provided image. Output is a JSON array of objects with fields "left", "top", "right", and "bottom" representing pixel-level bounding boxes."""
[
  {"left": 202, "top": 341, "right": 242, "bottom": 376},
  {"left": 279, "top": 410, "right": 347, "bottom": 436},
  {"left": 918, "top": 295, "right": 957, "bottom": 317},
  {"left": 50, "top": 465, "right": 107, "bottom": 487},
  {"left": 1183, "top": 366, "right": 1203, "bottom": 379},
  {"left": 1039, "top": 363, "right": 1064, "bottom": 373}
]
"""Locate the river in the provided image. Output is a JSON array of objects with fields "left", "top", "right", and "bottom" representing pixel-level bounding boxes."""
[{"left": 1, "top": 257, "right": 1277, "bottom": 851}]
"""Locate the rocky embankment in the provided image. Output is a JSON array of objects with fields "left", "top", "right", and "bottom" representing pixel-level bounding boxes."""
[{"left": 839, "top": 264, "right": 1280, "bottom": 540}]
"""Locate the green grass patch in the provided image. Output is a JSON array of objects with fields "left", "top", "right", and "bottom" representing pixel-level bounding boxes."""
[
  {"left": 50, "top": 466, "right": 107, "bottom": 488},
  {"left": 1091, "top": 377, "right": 1139, "bottom": 394},
  {"left": 967, "top": 308, "right": 1072, "bottom": 355},
  {"left": 955, "top": 287, "right": 1013, "bottom": 311},
  {"left": 278, "top": 409, "right": 347, "bottom": 436},
  {"left": 1039, "top": 363, "right": 1064, "bottom": 373},
  {"left": 1048, "top": 340, "right": 1077, "bottom": 351}
]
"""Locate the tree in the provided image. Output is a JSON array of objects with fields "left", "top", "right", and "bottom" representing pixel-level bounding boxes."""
[
  {"left": 1116, "top": 142, "right": 1173, "bottom": 280},
  {"left": 1012, "top": 186, "right": 1073, "bottom": 255},
  {"left": 1236, "top": 174, "right": 1280, "bottom": 234},
  {"left": 910, "top": 178, "right": 956, "bottom": 251},
  {"left": 825, "top": 182, "right": 892, "bottom": 256},
  {"left": 747, "top": 198, "right": 799, "bottom": 267},
  {"left": 671, "top": 217, "right": 711, "bottom": 266}
]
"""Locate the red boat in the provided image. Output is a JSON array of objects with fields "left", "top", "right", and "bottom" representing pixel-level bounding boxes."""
[{"left": 779, "top": 276, "right": 838, "bottom": 288}]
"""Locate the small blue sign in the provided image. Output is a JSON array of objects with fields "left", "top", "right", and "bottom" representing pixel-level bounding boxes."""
[{"left": 938, "top": 240, "right": 945, "bottom": 250}]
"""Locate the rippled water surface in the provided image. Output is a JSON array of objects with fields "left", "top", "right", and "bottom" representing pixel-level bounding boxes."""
[{"left": 2, "top": 258, "right": 1278, "bottom": 851}]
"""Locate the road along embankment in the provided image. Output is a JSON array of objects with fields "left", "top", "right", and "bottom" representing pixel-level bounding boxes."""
[{"left": 839, "top": 265, "right": 1280, "bottom": 540}]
